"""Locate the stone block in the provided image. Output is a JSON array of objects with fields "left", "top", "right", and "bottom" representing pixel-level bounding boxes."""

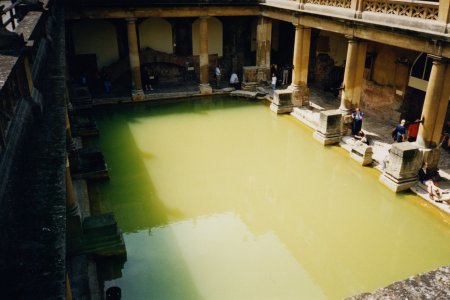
[
  {"left": 242, "top": 66, "right": 258, "bottom": 83},
  {"left": 313, "top": 109, "right": 342, "bottom": 145},
  {"left": 380, "top": 142, "right": 422, "bottom": 192},
  {"left": 83, "top": 213, "right": 117, "bottom": 237},
  {"left": 257, "top": 67, "right": 270, "bottom": 83},
  {"left": 270, "top": 89, "right": 293, "bottom": 114},
  {"left": 350, "top": 144, "right": 373, "bottom": 166},
  {"left": 290, "top": 85, "right": 309, "bottom": 107}
]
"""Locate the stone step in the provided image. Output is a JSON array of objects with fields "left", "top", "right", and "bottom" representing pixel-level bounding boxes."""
[{"left": 291, "top": 107, "right": 321, "bottom": 130}]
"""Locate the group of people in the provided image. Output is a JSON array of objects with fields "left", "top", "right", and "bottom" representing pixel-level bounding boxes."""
[{"left": 391, "top": 119, "right": 421, "bottom": 143}]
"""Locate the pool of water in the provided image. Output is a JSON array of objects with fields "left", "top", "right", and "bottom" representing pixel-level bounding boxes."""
[{"left": 94, "top": 97, "right": 450, "bottom": 300}]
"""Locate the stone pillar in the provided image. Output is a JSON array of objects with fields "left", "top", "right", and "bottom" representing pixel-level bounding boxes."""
[
  {"left": 351, "top": 0, "right": 364, "bottom": 18},
  {"left": 417, "top": 56, "right": 450, "bottom": 150},
  {"left": 313, "top": 109, "right": 343, "bottom": 145},
  {"left": 339, "top": 36, "right": 367, "bottom": 113},
  {"left": 126, "top": 18, "right": 144, "bottom": 101},
  {"left": 438, "top": 0, "right": 450, "bottom": 25},
  {"left": 199, "top": 17, "right": 212, "bottom": 94},
  {"left": 380, "top": 143, "right": 422, "bottom": 192},
  {"left": 290, "top": 25, "right": 311, "bottom": 107},
  {"left": 256, "top": 17, "right": 271, "bottom": 83}
]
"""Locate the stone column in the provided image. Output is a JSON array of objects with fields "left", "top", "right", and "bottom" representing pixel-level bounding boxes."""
[
  {"left": 417, "top": 56, "right": 450, "bottom": 151},
  {"left": 290, "top": 25, "right": 311, "bottom": 107},
  {"left": 438, "top": 0, "right": 450, "bottom": 25},
  {"left": 256, "top": 16, "right": 271, "bottom": 83},
  {"left": 199, "top": 17, "right": 212, "bottom": 94},
  {"left": 339, "top": 36, "right": 367, "bottom": 113},
  {"left": 126, "top": 18, "right": 144, "bottom": 101}
]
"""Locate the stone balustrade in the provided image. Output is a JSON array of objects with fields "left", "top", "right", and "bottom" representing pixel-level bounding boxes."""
[{"left": 283, "top": 0, "right": 447, "bottom": 32}]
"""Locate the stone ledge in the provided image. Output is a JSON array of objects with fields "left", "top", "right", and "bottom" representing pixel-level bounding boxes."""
[{"left": 347, "top": 265, "right": 450, "bottom": 300}]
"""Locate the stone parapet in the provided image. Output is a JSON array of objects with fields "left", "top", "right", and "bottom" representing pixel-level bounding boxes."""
[
  {"left": 380, "top": 142, "right": 422, "bottom": 192},
  {"left": 270, "top": 88, "right": 293, "bottom": 114},
  {"left": 313, "top": 109, "right": 342, "bottom": 145}
]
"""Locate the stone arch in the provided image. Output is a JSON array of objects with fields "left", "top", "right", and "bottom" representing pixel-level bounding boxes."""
[
  {"left": 192, "top": 17, "right": 223, "bottom": 57},
  {"left": 71, "top": 19, "right": 119, "bottom": 68},
  {"left": 139, "top": 18, "right": 173, "bottom": 54}
]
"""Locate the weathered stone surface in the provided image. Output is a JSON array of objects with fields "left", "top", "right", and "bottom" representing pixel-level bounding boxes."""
[
  {"left": 270, "top": 89, "right": 293, "bottom": 114},
  {"left": 380, "top": 142, "right": 422, "bottom": 192},
  {"left": 313, "top": 109, "right": 342, "bottom": 145},
  {"left": 351, "top": 144, "right": 373, "bottom": 166},
  {"left": 347, "top": 265, "right": 450, "bottom": 300}
]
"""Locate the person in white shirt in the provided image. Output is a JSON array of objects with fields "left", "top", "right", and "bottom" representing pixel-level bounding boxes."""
[
  {"left": 230, "top": 72, "right": 239, "bottom": 89},
  {"left": 271, "top": 73, "right": 277, "bottom": 90},
  {"left": 215, "top": 65, "right": 221, "bottom": 87}
]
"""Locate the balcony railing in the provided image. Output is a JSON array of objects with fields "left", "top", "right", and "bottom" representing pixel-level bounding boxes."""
[
  {"left": 362, "top": 0, "right": 439, "bottom": 20},
  {"left": 305, "top": 0, "right": 351, "bottom": 9}
]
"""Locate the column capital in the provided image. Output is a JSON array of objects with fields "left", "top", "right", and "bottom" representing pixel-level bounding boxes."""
[
  {"left": 126, "top": 17, "right": 137, "bottom": 23},
  {"left": 344, "top": 35, "right": 361, "bottom": 42},
  {"left": 427, "top": 54, "right": 449, "bottom": 65}
]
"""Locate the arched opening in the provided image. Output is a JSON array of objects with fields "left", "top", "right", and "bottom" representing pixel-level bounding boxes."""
[
  {"left": 71, "top": 19, "right": 119, "bottom": 70},
  {"left": 139, "top": 18, "right": 173, "bottom": 54}
]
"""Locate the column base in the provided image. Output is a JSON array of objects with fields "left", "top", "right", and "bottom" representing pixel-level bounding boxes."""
[
  {"left": 270, "top": 102, "right": 293, "bottom": 114},
  {"left": 271, "top": 89, "right": 293, "bottom": 114},
  {"left": 200, "top": 84, "right": 212, "bottom": 95},
  {"left": 288, "top": 84, "right": 309, "bottom": 107},
  {"left": 131, "top": 89, "right": 145, "bottom": 101},
  {"left": 420, "top": 147, "right": 441, "bottom": 169},
  {"left": 379, "top": 172, "right": 418, "bottom": 192},
  {"left": 313, "top": 131, "right": 341, "bottom": 145},
  {"left": 314, "top": 109, "right": 343, "bottom": 145}
]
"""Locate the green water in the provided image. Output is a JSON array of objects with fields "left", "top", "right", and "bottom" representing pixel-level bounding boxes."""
[{"left": 95, "top": 97, "right": 450, "bottom": 300}]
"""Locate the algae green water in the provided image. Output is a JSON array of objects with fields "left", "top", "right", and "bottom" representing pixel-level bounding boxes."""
[{"left": 95, "top": 97, "right": 450, "bottom": 300}]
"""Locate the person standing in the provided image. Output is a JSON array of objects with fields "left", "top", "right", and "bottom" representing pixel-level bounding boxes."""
[
  {"left": 229, "top": 72, "right": 239, "bottom": 89},
  {"left": 351, "top": 107, "right": 364, "bottom": 135},
  {"left": 392, "top": 119, "right": 407, "bottom": 142},
  {"left": 271, "top": 73, "right": 277, "bottom": 90},
  {"left": 215, "top": 65, "right": 221, "bottom": 88},
  {"left": 282, "top": 64, "right": 290, "bottom": 85}
]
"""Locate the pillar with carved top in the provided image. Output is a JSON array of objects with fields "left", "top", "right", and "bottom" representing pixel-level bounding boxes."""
[
  {"left": 417, "top": 56, "right": 450, "bottom": 161},
  {"left": 339, "top": 36, "right": 367, "bottom": 113},
  {"left": 126, "top": 18, "right": 144, "bottom": 101},
  {"left": 256, "top": 16, "right": 271, "bottom": 83},
  {"left": 289, "top": 24, "right": 311, "bottom": 107},
  {"left": 199, "top": 16, "right": 212, "bottom": 94}
]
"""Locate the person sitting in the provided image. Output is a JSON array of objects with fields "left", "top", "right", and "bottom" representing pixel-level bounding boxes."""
[
  {"left": 229, "top": 72, "right": 240, "bottom": 89},
  {"left": 354, "top": 130, "right": 368, "bottom": 145},
  {"left": 418, "top": 162, "right": 441, "bottom": 201}
]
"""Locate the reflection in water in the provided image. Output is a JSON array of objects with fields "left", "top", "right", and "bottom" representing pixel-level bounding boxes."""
[{"left": 96, "top": 97, "right": 450, "bottom": 300}]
